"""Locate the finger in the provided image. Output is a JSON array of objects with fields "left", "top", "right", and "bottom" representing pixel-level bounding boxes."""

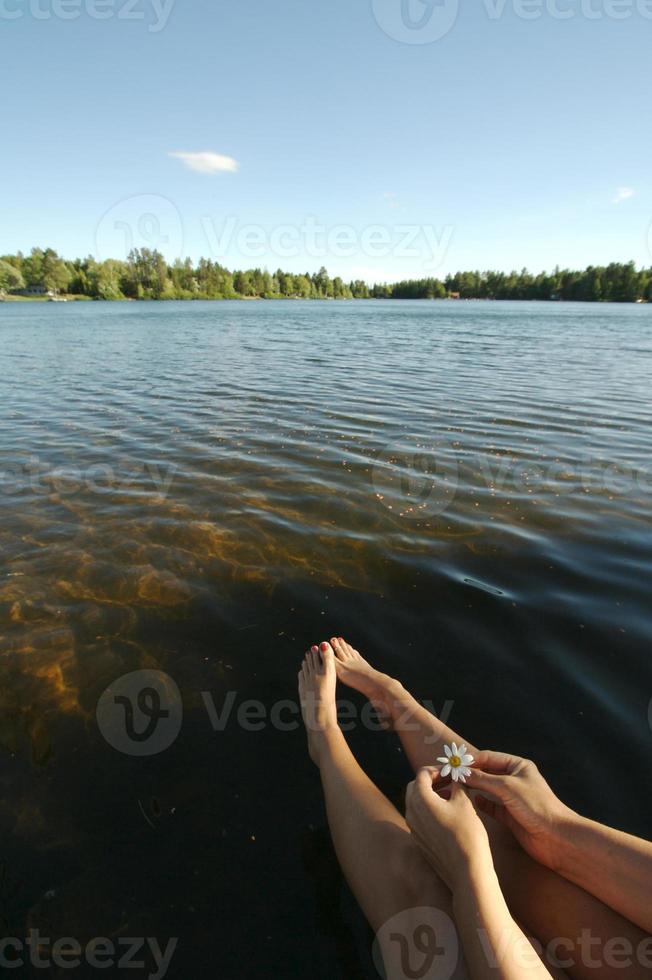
[
  {"left": 474, "top": 794, "right": 508, "bottom": 825},
  {"left": 472, "top": 750, "right": 521, "bottom": 774},
  {"left": 406, "top": 779, "right": 415, "bottom": 802},
  {"left": 464, "top": 766, "right": 515, "bottom": 796},
  {"left": 449, "top": 782, "right": 474, "bottom": 807},
  {"left": 416, "top": 767, "right": 440, "bottom": 794}
]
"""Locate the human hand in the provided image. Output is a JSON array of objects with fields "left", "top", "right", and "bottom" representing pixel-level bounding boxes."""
[
  {"left": 406, "top": 767, "right": 493, "bottom": 892},
  {"left": 465, "top": 751, "right": 574, "bottom": 870}
]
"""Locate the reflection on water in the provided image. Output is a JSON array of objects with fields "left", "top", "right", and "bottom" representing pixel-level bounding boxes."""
[{"left": 1, "top": 300, "right": 651, "bottom": 976}]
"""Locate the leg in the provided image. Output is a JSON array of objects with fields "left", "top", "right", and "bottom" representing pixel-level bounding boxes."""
[
  {"left": 488, "top": 825, "right": 652, "bottom": 980},
  {"left": 329, "top": 636, "right": 477, "bottom": 770},
  {"left": 298, "top": 644, "right": 470, "bottom": 979},
  {"left": 329, "top": 637, "right": 651, "bottom": 980}
]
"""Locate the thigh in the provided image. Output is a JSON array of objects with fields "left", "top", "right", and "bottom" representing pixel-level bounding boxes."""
[{"left": 485, "top": 816, "right": 650, "bottom": 980}]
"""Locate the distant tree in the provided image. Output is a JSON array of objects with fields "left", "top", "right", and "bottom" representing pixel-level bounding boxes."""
[
  {"left": 41, "top": 248, "right": 72, "bottom": 293},
  {"left": 295, "top": 274, "right": 312, "bottom": 298},
  {"left": 0, "top": 249, "right": 650, "bottom": 304},
  {"left": 233, "top": 270, "right": 255, "bottom": 296},
  {"left": 124, "top": 248, "right": 170, "bottom": 299},
  {"left": 350, "top": 279, "right": 370, "bottom": 298},
  {"left": 22, "top": 247, "right": 45, "bottom": 287},
  {"left": 313, "top": 266, "right": 331, "bottom": 298},
  {"left": 0, "top": 258, "right": 24, "bottom": 293},
  {"left": 19, "top": 247, "right": 71, "bottom": 293},
  {"left": 94, "top": 260, "right": 126, "bottom": 300}
]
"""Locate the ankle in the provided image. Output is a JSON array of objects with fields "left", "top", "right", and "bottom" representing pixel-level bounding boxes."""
[
  {"left": 383, "top": 678, "right": 410, "bottom": 716},
  {"left": 309, "top": 724, "right": 345, "bottom": 765}
]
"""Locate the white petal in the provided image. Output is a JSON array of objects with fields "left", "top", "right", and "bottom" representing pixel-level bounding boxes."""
[
  {"left": 451, "top": 768, "right": 459, "bottom": 781},
  {"left": 461, "top": 755, "right": 474, "bottom": 766},
  {"left": 458, "top": 744, "right": 467, "bottom": 756},
  {"left": 451, "top": 742, "right": 458, "bottom": 756},
  {"left": 460, "top": 767, "right": 472, "bottom": 777},
  {"left": 441, "top": 764, "right": 451, "bottom": 777},
  {"left": 444, "top": 745, "right": 452, "bottom": 758},
  {"left": 436, "top": 757, "right": 449, "bottom": 765},
  {"left": 458, "top": 772, "right": 467, "bottom": 783}
]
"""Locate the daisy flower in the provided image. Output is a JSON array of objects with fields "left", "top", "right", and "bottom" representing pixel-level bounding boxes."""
[{"left": 437, "top": 742, "right": 474, "bottom": 783}]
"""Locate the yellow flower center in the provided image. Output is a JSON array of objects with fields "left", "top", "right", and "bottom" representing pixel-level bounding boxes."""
[{"left": 450, "top": 755, "right": 461, "bottom": 768}]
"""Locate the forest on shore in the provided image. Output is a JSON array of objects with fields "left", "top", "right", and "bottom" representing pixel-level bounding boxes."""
[{"left": 1, "top": 247, "right": 651, "bottom": 303}]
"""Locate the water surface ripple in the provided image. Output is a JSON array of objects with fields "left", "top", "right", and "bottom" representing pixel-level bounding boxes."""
[{"left": 0, "top": 300, "right": 651, "bottom": 977}]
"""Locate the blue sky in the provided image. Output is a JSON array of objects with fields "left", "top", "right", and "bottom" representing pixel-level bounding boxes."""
[{"left": 1, "top": 0, "right": 651, "bottom": 281}]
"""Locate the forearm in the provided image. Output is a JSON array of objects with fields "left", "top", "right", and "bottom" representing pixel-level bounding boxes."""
[
  {"left": 553, "top": 812, "right": 652, "bottom": 932},
  {"left": 452, "top": 860, "right": 553, "bottom": 980}
]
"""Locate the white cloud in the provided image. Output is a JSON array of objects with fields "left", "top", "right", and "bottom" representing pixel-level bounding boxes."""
[
  {"left": 168, "top": 151, "right": 239, "bottom": 174},
  {"left": 612, "top": 186, "right": 635, "bottom": 204}
]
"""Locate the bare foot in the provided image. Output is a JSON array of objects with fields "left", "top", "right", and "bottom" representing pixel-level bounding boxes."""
[
  {"left": 298, "top": 642, "right": 340, "bottom": 766},
  {"left": 329, "top": 637, "right": 399, "bottom": 727}
]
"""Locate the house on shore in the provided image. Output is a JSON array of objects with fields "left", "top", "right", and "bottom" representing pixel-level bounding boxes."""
[{"left": 14, "top": 285, "right": 57, "bottom": 297}]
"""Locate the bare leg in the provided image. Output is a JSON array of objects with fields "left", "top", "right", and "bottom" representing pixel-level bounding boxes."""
[
  {"left": 329, "top": 636, "right": 477, "bottom": 770},
  {"left": 298, "top": 644, "right": 470, "bottom": 979},
  {"left": 329, "top": 637, "right": 651, "bottom": 980}
]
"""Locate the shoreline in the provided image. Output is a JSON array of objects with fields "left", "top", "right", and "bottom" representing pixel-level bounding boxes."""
[{"left": 0, "top": 294, "right": 648, "bottom": 305}]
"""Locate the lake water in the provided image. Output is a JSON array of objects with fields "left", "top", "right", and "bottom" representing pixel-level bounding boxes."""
[{"left": 1, "top": 299, "right": 651, "bottom": 977}]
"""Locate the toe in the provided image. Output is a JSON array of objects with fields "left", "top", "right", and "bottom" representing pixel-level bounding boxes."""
[
  {"left": 331, "top": 637, "right": 345, "bottom": 659},
  {"left": 319, "top": 641, "right": 335, "bottom": 672}
]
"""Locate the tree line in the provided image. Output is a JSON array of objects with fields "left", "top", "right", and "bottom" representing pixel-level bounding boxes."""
[{"left": 1, "top": 247, "right": 650, "bottom": 302}]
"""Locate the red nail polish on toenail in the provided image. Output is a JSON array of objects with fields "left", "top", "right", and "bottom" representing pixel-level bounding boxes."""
[{"left": 320, "top": 642, "right": 328, "bottom": 651}]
